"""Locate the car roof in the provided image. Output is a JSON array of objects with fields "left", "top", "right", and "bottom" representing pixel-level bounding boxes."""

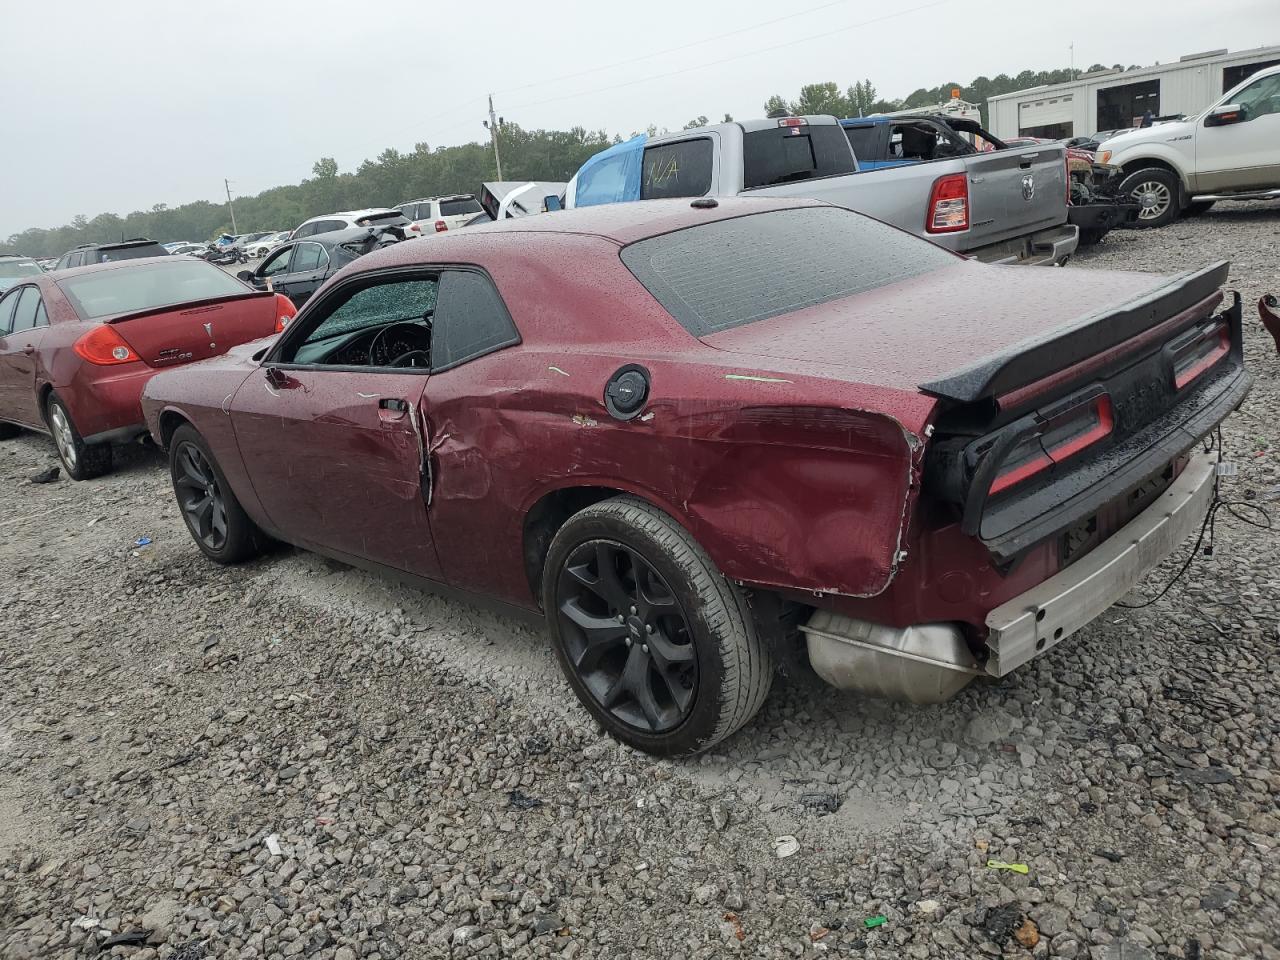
[{"left": 398, "top": 194, "right": 475, "bottom": 204}]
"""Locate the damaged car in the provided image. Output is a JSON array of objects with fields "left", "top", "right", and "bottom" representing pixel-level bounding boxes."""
[{"left": 141, "top": 197, "right": 1254, "bottom": 755}]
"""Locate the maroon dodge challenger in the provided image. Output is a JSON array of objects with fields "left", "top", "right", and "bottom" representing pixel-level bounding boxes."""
[{"left": 141, "top": 197, "right": 1252, "bottom": 755}]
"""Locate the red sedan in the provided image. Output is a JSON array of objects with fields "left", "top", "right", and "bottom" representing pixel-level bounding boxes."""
[
  {"left": 141, "top": 197, "right": 1252, "bottom": 755},
  {"left": 0, "top": 257, "right": 295, "bottom": 479}
]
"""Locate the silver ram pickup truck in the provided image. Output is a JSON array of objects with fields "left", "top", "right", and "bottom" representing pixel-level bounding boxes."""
[{"left": 564, "top": 115, "right": 1078, "bottom": 265}]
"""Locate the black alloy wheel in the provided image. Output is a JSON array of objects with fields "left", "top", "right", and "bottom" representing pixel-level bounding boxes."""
[
  {"left": 556, "top": 540, "right": 698, "bottom": 733},
  {"left": 173, "top": 440, "right": 228, "bottom": 551}
]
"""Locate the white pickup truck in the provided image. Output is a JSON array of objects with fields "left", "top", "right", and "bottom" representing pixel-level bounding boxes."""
[{"left": 1100, "top": 63, "right": 1280, "bottom": 227}]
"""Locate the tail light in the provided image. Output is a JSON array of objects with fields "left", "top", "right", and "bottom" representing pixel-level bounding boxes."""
[
  {"left": 274, "top": 293, "right": 297, "bottom": 333},
  {"left": 434, "top": 220, "right": 448, "bottom": 233},
  {"left": 407, "top": 223, "right": 422, "bottom": 234},
  {"left": 1171, "top": 321, "right": 1230, "bottom": 389},
  {"left": 926, "top": 173, "right": 969, "bottom": 233},
  {"left": 1065, "top": 156, "right": 1071, "bottom": 204},
  {"left": 74, "top": 325, "right": 140, "bottom": 365},
  {"left": 988, "top": 393, "right": 1114, "bottom": 495}
]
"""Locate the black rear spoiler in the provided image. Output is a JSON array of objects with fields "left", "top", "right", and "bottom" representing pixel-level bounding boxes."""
[
  {"left": 101, "top": 290, "right": 271, "bottom": 325},
  {"left": 919, "top": 261, "right": 1231, "bottom": 403}
]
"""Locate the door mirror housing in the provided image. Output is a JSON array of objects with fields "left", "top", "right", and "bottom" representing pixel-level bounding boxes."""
[{"left": 1204, "top": 104, "right": 1245, "bottom": 127}]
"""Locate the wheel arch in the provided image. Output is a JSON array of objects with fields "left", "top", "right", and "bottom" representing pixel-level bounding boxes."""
[
  {"left": 157, "top": 408, "right": 195, "bottom": 451},
  {"left": 522, "top": 484, "right": 691, "bottom": 605},
  {"left": 1117, "top": 154, "right": 1189, "bottom": 189}
]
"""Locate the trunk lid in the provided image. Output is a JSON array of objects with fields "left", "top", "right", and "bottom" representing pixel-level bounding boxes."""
[
  {"left": 699, "top": 259, "right": 1193, "bottom": 393},
  {"left": 107, "top": 293, "right": 280, "bottom": 368}
]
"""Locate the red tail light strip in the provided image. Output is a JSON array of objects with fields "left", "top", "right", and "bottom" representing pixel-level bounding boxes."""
[
  {"left": 996, "top": 290, "right": 1224, "bottom": 413},
  {"left": 988, "top": 395, "right": 1114, "bottom": 495},
  {"left": 1173, "top": 325, "right": 1230, "bottom": 389}
]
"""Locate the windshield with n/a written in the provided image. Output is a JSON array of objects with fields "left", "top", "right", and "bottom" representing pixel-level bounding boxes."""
[
  {"left": 621, "top": 206, "right": 956, "bottom": 336},
  {"left": 58, "top": 260, "right": 249, "bottom": 320}
]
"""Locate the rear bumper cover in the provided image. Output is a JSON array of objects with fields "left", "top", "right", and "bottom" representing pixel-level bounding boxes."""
[
  {"left": 984, "top": 452, "right": 1214, "bottom": 676},
  {"left": 971, "top": 224, "right": 1079, "bottom": 266}
]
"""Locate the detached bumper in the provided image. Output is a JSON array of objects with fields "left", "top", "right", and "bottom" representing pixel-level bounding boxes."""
[
  {"left": 971, "top": 224, "right": 1079, "bottom": 266},
  {"left": 983, "top": 452, "right": 1215, "bottom": 676},
  {"left": 1069, "top": 200, "right": 1140, "bottom": 233}
]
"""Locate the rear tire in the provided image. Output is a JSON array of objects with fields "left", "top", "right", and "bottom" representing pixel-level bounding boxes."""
[
  {"left": 542, "top": 496, "right": 773, "bottom": 756},
  {"left": 1118, "top": 167, "right": 1181, "bottom": 228},
  {"left": 1184, "top": 200, "right": 1216, "bottom": 216},
  {"left": 45, "top": 394, "right": 112, "bottom": 480},
  {"left": 169, "top": 424, "right": 266, "bottom": 564}
]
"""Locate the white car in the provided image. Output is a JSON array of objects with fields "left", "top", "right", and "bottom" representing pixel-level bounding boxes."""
[
  {"left": 1098, "top": 63, "right": 1280, "bottom": 227},
  {"left": 246, "top": 231, "right": 293, "bottom": 258},
  {"left": 169, "top": 243, "right": 209, "bottom": 257},
  {"left": 290, "top": 208, "right": 420, "bottom": 241},
  {"left": 394, "top": 195, "right": 484, "bottom": 233}
]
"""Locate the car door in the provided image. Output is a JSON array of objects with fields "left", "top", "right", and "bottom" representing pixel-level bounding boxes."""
[
  {"left": 275, "top": 241, "right": 329, "bottom": 307},
  {"left": 0, "top": 287, "right": 24, "bottom": 422},
  {"left": 230, "top": 270, "right": 442, "bottom": 578},
  {"left": 1194, "top": 72, "right": 1280, "bottom": 191},
  {"left": 252, "top": 243, "right": 296, "bottom": 294},
  {"left": 0, "top": 286, "right": 49, "bottom": 426}
]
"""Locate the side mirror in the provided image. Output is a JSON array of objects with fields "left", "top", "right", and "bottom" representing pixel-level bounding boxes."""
[
  {"left": 544, "top": 195, "right": 563, "bottom": 212},
  {"left": 1204, "top": 104, "right": 1245, "bottom": 127},
  {"left": 236, "top": 270, "right": 255, "bottom": 283}
]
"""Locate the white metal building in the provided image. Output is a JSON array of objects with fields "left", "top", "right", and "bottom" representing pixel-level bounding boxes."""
[{"left": 987, "top": 45, "right": 1280, "bottom": 139}]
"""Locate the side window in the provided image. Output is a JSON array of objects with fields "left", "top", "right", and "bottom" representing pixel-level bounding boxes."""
[
  {"left": 315, "top": 220, "right": 344, "bottom": 235},
  {"left": 291, "top": 242, "right": 326, "bottom": 273},
  {"left": 1236, "top": 74, "right": 1280, "bottom": 120},
  {"left": 11, "top": 287, "right": 41, "bottom": 332},
  {"left": 33, "top": 300, "right": 48, "bottom": 328},
  {"left": 293, "top": 223, "right": 315, "bottom": 239},
  {"left": 431, "top": 269, "right": 519, "bottom": 372},
  {"left": 640, "top": 139, "right": 713, "bottom": 200},
  {"left": 843, "top": 124, "right": 881, "bottom": 161},
  {"left": 0, "top": 288, "right": 20, "bottom": 334},
  {"left": 260, "top": 246, "right": 294, "bottom": 278},
  {"left": 282, "top": 276, "right": 438, "bottom": 364}
]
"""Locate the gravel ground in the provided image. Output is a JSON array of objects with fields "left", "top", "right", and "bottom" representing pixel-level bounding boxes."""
[{"left": 2, "top": 205, "right": 1278, "bottom": 960}]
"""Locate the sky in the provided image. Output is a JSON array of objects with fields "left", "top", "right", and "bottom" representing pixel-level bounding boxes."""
[{"left": 2, "top": 0, "right": 1277, "bottom": 238}]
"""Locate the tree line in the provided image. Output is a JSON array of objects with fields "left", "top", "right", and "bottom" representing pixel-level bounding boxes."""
[{"left": 4, "top": 61, "right": 1138, "bottom": 257}]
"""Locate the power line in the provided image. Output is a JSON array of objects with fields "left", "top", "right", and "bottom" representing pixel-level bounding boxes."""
[
  {"left": 504, "top": 0, "right": 950, "bottom": 113},
  {"left": 492, "top": 0, "right": 860, "bottom": 98}
]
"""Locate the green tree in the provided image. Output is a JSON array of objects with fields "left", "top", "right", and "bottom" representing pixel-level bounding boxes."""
[
  {"left": 790, "top": 82, "right": 851, "bottom": 118},
  {"left": 763, "top": 94, "right": 789, "bottom": 116},
  {"left": 682, "top": 115, "right": 709, "bottom": 130},
  {"left": 312, "top": 157, "right": 339, "bottom": 179}
]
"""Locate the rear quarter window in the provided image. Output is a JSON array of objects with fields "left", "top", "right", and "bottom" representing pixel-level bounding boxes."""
[
  {"left": 640, "top": 139, "right": 714, "bottom": 199},
  {"left": 620, "top": 206, "right": 957, "bottom": 336},
  {"left": 843, "top": 124, "right": 881, "bottom": 161}
]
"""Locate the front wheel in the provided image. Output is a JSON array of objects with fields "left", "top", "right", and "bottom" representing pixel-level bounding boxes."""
[
  {"left": 169, "top": 424, "right": 266, "bottom": 563},
  {"left": 46, "top": 394, "right": 111, "bottom": 480},
  {"left": 542, "top": 496, "right": 773, "bottom": 756},
  {"left": 1118, "top": 167, "right": 1181, "bottom": 228}
]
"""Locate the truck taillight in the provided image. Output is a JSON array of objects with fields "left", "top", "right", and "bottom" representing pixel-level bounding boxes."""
[
  {"left": 989, "top": 394, "right": 1114, "bottom": 495},
  {"left": 434, "top": 220, "right": 448, "bottom": 233},
  {"left": 926, "top": 173, "right": 969, "bottom": 233},
  {"left": 74, "top": 325, "right": 140, "bottom": 365}
]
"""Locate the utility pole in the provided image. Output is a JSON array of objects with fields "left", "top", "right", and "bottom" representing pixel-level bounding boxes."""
[
  {"left": 1069, "top": 42, "right": 1075, "bottom": 78},
  {"left": 224, "top": 178, "right": 238, "bottom": 233},
  {"left": 485, "top": 94, "right": 504, "bottom": 181}
]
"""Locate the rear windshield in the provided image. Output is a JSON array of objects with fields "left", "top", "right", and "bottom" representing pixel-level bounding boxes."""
[
  {"left": 620, "top": 207, "right": 957, "bottom": 336},
  {"left": 641, "top": 139, "right": 714, "bottom": 199},
  {"left": 742, "top": 123, "right": 857, "bottom": 189},
  {"left": 58, "top": 260, "right": 249, "bottom": 320},
  {"left": 0, "top": 259, "right": 41, "bottom": 279},
  {"left": 98, "top": 243, "right": 169, "bottom": 263},
  {"left": 843, "top": 124, "right": 880, "bottom": 161},
  {"left": 440, "top": 197, "right": 482, "bottom": 217}
]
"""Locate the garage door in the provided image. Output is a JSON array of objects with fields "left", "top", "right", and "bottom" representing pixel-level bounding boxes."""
[{"left": 1017, "top": 94, "right": 1074, "bottom": 133}]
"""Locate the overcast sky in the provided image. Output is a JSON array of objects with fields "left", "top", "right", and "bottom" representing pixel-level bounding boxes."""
[{"left": 2, "top": 0, "right": 1277, "bottom": 237}]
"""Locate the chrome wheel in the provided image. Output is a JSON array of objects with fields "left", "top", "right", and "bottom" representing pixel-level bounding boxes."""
[
  {"left": 555, "top": 540, "right": 697, "bottom": 734},
  {"left": 1133, "top": 179, "right": 1173, "bottom": 221},
  {"left": 49, "top": 403, "right": 77, "bottom": 470},
  {"left": 174, "top": 441, "right": 228, "bottom": 551}
]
